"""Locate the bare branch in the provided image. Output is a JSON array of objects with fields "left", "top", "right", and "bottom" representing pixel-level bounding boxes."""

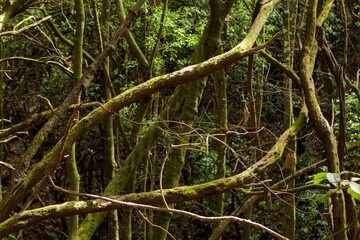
[
  {"left": 135, "top": 209, "right": 176, "bottom": 240},
  {"left": 0, "top": 15, "right": 52, "bottom": 37}
]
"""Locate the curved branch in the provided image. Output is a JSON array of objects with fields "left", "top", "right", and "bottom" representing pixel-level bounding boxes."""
[
  {"left": 259, "top": 50, "right": 301, "bottom": 88},
  {"left": 0, "top": 0, "right": 283, "bottom": 223},
  {"left": 346, "top": 0, "right": 360, "bottom": 22},
  {"left": 0, "top": 15, "right": 52, "bottom": 37},
  {"left": 0, "top": 188, "right": 288, "bottom": 240},
  {"left": 0, "top": 110, "right": 53, "bottom": 140},
  {"left": 0, "top": 56, "right": 73, "bottom": 75},
  {"left": 0, "top": 105, "right": 307, "bottom": 238}
]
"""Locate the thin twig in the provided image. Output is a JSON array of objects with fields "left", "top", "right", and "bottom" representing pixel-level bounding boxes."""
[
  {"left": 135, "top": 208, "right": 176, "bottom": 240},
  {"left": 160, "top": 150, "right": 170, "bottom": 209},
  {"left": 0, "top": 135, "right": 17, "bottom": 143},
  {"left": 37, "top": 95, "right": 54, "bottom": 111},
  {"left": 0, "top": 119, "right": 11, "bottom": 123},
  {"left": 0, "top": 161, "right": 15, "bottom": 170}
]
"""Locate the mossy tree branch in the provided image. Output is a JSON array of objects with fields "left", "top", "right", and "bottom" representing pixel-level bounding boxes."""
[
  {"left": 0, "top": 0, "right": 147, "bottom": 222},
  {"left": 0, "top": 56, "right": 73, "bottom": 76},
  {"left": 0, "top": 105, "right": 306, "bottom": 238},
  {"left": 0, "top": 0, "right": 281, "bottom": 227},
  {"left": 0, "top": 15, "right": 51, "bottom": 37},
  {"left": 299, "top": 1, "right": 347, "bottom": 239}
]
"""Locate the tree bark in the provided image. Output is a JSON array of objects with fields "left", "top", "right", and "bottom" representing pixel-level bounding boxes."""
[
  {"left": 65, "top": 0, "right": 85, "bottom": 238},
  {"left": 282, "top": 0, "right": 298, "bottom": 239},
  {"left": 0, "top": 34, "right": 5, "bottom": 203},
  {"left": 299, "top": 1, "right": 348, "bottom": 239},
  {"left": 150, "top": 1, "right": 234, "bottom": 239}
]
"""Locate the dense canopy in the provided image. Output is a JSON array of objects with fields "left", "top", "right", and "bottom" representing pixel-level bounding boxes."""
[{"left": 0, "top": 0, "right": 360, "bottom": 239}]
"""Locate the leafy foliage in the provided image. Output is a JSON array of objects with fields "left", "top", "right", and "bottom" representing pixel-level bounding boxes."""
[{"left": 309, "top": 171, "right": 360, "bottom": 202}]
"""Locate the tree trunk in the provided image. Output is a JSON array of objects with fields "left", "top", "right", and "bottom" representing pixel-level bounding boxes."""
[
  {"left": 299, "top": 1, "right": 348, "bottom": 239},
  {"left": 74, "top": 83, "right": 188, "bottom": 240},
  {"left": 100, "top": 0, "right": 120, "bottom": 238},
  {"left": 66, "top": 0, "right": 84, "bottom": 238},
  {"left": 151, "top": 1, "right": 235, "bottom": 239},
  {"left": 282, "top": 0, "right": 298, "bottom": 239},
  {"left": 0, "top": 35, "right": 4, "bottom": 203},
  {"left": 213, "top": 40, "right": 228, "bottom": 234},
  {"left": 243, "top": 2, "right": 264, "bottom": 239}
]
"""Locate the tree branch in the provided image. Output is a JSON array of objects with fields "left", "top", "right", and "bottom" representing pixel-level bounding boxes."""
[
  {"left": 0, "top": 15, "right": 51, "bottom": 37},
  {"left": 0, "top": 105, "right": 307, "bottom": 238}
]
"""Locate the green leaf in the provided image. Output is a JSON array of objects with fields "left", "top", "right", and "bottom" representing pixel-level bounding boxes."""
[
  {"left": 309, "top": 172, "right": 327, "bottom": 184},
  {"left": 347, "top": 188, "right": 360, "bottom": 201},
  {"left": 350, "top": 182, "right": 360, "bottom": 195},
  {"left": 326, "top": 172, "right": 341, "bottom": 187},
  {"left": 314, "top": 172, "right": 327, "bottom": 180},
  {"left": 341, "top": 180, "right": 350, "bottom": 186},
  {"left": 351, "top": 177, "right": 360, "bottom": 182},
  {"left": 259, "top": 201, "right": 268, "bottom": 210}
]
